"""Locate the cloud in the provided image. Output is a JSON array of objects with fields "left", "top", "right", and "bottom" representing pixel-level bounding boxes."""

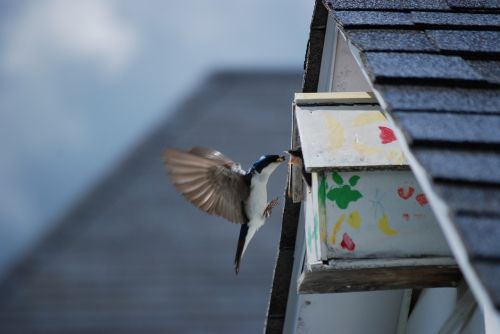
[{"left": 2, "top": 0, "right": 138, "bottom": 75}]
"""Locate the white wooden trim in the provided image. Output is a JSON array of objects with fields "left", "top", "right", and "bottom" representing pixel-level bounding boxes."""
[
  {"left": 282, "top": 16, "right": 339, "bottom": 333},
  {"left": 317, "top": 15, "right": 338, "bottom": 92},
  {"left": 283, "top": 210, "right": 307, "bottom": 334},
  {"left": 323, "top": 257, "right": 457, "bottom": 269},
  {"left": 294, "top": 92, "right": 375, "bottom": 105},
  {"left": 396, "top": 289, "right": 413, "bottom": 334},
  {"left": 437, "top": 288, "right": 476, "bottom": 334}
]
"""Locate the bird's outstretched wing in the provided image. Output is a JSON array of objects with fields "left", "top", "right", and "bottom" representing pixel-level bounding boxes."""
[{"left": 163, "top": 147, "right": 250, "bottom": 225}]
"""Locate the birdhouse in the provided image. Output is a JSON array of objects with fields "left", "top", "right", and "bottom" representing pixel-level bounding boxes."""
[{"left": 293, "top": 93, "right": 460, "bottom": 294}]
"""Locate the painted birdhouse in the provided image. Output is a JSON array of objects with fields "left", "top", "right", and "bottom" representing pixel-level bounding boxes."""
[{"left": 294, "top": 93, "right": 459, "bottom": 294}]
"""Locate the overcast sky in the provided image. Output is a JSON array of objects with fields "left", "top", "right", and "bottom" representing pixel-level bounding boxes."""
[{"left": 0, "top": 0, "right": 312, "bottom": 274}]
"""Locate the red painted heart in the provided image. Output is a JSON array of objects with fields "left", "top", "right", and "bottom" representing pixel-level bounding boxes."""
[
  {"left": 398, "top": 187, "right": 415, "bottom": 200},
  {"left": 416, "top": 194, "right": 428, "bottom": 206}
]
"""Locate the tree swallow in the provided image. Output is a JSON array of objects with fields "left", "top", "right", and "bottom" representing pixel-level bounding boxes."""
[
  {"left": 163, "top": 146, "right": 285, "bottom": 274},
  {"left": 286, "top": 147, "right": 311, "bottom": 188}
]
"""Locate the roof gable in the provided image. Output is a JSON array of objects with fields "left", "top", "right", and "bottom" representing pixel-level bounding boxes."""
[{"left": 325, "top": 0, "right": 500, "bottom": 320}]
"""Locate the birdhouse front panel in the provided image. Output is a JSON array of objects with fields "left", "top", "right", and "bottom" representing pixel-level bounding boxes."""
[
  {"left": 295, "top": 97, "right": 453, "bottom": 270},
  {"left": 307, "top": 170, "right": 451, "bottom": 263}
]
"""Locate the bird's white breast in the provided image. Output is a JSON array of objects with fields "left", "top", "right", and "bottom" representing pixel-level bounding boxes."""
[
  {"left": 246, "top": 174, "right": 268, "bottom": 225},
  {"left": 240, "top": 174, "right": 268, "bottom": 256},
  {"left": 240, "top": 162, "right": 280, "bottom": 256}
]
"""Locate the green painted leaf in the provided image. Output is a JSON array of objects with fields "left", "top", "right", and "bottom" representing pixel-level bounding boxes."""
[
  {"left": 332, "top": 171, "right": 343, "bottom": 185},
  {"left": 349, "top": 190, "right": 363, "bottom": 205},
  {"left": 326, "top": 185, "right": 363, "bottom": 209},
  {"left": 349, "top": 175, "right": 360, "bottom": 187},
  {"left": 326, "top": 188, "right": 336, "bottom": 201}
]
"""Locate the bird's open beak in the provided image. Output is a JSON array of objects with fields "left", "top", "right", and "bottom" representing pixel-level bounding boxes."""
[
  {"left": 284, "top": 150, "right": 299, "bottom": 165},
  {"left": 289, "top": 156, "right": 300, "bottom": 165}
]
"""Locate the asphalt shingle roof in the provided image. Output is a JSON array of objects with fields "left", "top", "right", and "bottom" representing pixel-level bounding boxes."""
[
  {"left": 0, "top": 71, "right": 301, "bottom": 333},
  {"left": 455, "top": 215, "right": 500, "bottom": 260},
  {"left": 426, "top": 30, "right": 500, "bottom": 54},
  {"left": 327, "top": 0, "right": 450, "bottom": 10},
  {"left": 349, "top": 30, "right": 438, "bottom": 51},
  {"left": 413, "top": 148, "right": 500, "bottom": 183},
  {"left": 393, "top": 112, "right": 500, "bottom": 145},
  {"left": 435, "top": 183, "right": 500, "bottom": 216},
  {"left": 378, "top": 85, "right": 500, "bottom": 113},
  {"left": 411, "top": 11, "right": 500, "bottom": 27},
  {"left": 447, "top": 0, "right": 500, "bottom": 10},
  {"left": 333, "top": 11, "right": 414, "bottom": 27},
  {"left": 474, "top": 263, "right": 500, "bottom": 308},
  {"left": 364, "top": 52, "right": 483, "bottom": 82},
  {"left": 326, "top": 0, "right": 500, "bottom": 312},
  {"left": 467, "top": 60, "right": 500, "bottom": 84}
]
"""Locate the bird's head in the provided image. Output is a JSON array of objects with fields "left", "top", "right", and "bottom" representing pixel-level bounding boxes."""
[
  {"left": 250, "top": 154, "right": 285, "bottom": 176},
  {"left": 285, "top": 148, "right": 303, "bottom": 166}
]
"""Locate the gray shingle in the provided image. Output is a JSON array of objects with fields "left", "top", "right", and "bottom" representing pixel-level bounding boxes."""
[
  {"left": 348, "top": 30, "right": 438, "bottom": 51},
  {"left": 378, "top": 85, "right": 500, "bottom": 113},
  {"left": 412, "top": 12, "right": 500, "bottom": 27},
  {"left": 333, "top": 11, "right": 414, "bottom": 27},
  {"left": 435, "top": 183, "right": 500, "bottom": 216},
  {"left": 447, "top": 0, "right": 500, "bottom": 9},
  {"left": 394, "top": 111, "right": 500, "bottom": 145},
  {"left": 472, "top": 262, "right": 500, "bottom": 308},
  {"left": 455, "top": 214, "right": 500, "bottom": 260},
  {"left": 365, "top": 52, "right": 483, "bottom": 81},
  {"left": 327, "top": 0, "right": 449, "bottom": 10},
  {"left": 414, "top": 148, "right": 500, "bottom": 184},
  {"left": 467, "top": 60, "right": 500, "bottom": 85},
  {"left": 427, "top": 30, "right": 500, "bottom": 54}
]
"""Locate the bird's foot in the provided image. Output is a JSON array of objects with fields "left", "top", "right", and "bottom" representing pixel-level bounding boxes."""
[{"left": 263, "top": 197, "right": 279, "bottom": 218}]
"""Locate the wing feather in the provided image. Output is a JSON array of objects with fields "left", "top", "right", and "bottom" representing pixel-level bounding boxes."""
[
  {"left": 163, "top": 147, "right": 250, "bottom": 224},
  {"left": 189, "top": 146, "right": 232, "bottom": 162}
]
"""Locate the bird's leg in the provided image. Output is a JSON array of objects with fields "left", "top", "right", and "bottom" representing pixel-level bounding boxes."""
[{"left": 263, "top": 197, "right": 279, "bottom": 218}]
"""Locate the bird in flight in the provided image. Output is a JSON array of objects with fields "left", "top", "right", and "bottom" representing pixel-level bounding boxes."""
[{"left": 163, "top": 146, "right": 285, "bottom": 274}]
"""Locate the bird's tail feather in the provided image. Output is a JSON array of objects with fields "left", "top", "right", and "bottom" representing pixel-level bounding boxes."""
[{"left": 234, "top": 223, "right": 249, "bottom": 275}]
